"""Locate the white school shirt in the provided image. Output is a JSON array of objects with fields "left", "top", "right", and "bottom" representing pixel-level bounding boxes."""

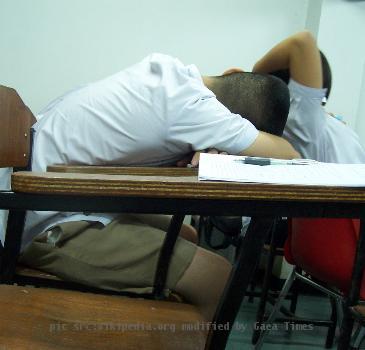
[
  {"left": 284, "top": 79, "right": 365, "bottom": 164},
  {"left": 22, "top": 53, "right": 259, "bottom": 249}
]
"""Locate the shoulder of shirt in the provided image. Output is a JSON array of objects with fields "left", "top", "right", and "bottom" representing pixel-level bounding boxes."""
[
  {"left": 288, "top": 78, "right": 327, "bottom": 99},
  {"left": 145, "top": 52, "right": 181, "bottom": 64}
]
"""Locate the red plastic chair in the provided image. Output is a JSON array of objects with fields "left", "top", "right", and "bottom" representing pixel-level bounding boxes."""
[
  {"left": 285, "top": 218, "right": 363, "bottom": 299},
  {"left": 254, "top": 218, "right": 361, "bottom": 349}
]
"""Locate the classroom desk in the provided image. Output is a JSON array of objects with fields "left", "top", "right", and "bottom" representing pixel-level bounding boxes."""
[{"left": 2, "top": 167, "right": 365, "bottom": 350}]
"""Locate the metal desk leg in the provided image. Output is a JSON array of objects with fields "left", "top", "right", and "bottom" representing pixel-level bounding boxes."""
[
  {"left": 338, "top": 217, "right": 365, "bottom": 349},
  {"left": 252, "top": 221, "right": 279, "bottom": 344},
  {"left": 152, "top": 214, "right": 185, "bottom": 300},
  {"left": 205, "top": 217, "right": 276, "bottom": 350}
]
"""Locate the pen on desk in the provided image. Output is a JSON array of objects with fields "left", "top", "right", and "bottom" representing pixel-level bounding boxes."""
[{"left": 234, "top": 157, "right": 318, "bottom": 166}]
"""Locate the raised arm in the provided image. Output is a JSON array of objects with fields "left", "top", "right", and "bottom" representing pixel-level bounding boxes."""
[
  {"left": 239, "top": 131, "right": 300, "bottom": 159},
  {"left": 253, "top": 31, "right": 322, "bottom": 89}
]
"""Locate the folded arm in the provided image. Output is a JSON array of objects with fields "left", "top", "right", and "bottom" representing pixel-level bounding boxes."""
[
  {"left": 239, "top": 131, "right": 300, "bottom": 159},
  {"left": 178, "top": 132, "right": 300, "bottom": 167}
]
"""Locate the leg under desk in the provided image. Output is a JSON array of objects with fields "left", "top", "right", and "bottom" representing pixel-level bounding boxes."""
[{"left": 205, "top": 217, "right": 276, "bottom": 350}]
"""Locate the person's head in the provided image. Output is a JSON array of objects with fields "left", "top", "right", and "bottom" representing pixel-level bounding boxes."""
[
  {"left": 270, "top": 51, "right": 332, "bottom": 102},
  {"left": 203, "top": 71, "right": 290, "bottom": 136}
]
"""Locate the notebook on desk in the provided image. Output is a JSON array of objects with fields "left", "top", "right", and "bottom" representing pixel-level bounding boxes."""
[{"left": 198, "top": 153, "right": 365, "bottom": 187}]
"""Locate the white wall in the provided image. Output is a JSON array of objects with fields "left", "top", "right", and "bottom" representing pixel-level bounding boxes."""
[
  {"left": 4, "top": 0, "right": 365, "bottom": 139},
  {"left": 356, "top": 62, "right": 365, "bottom": 140},
  {"left": 317, "top": 0, "right": 365, "bottom": 135},
  {"left": 0, "top": 0, "right": 312, "bottom": 114}
]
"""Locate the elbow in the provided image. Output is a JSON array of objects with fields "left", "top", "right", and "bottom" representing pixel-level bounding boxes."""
[
  {"left": 283, "top": 140, "right": 301, "bottom": 159},
  {"left": 288, "top": 145, "right": 301, "bottom": 159},
  {"left": 291, "top": 149, "right": 301, "bottom": 159},
  {"left": 281, "top": 150, "right": 301, "bottom": 160},
  {"left": 292, "top": 31, "right": 316, "bottom": 51}
]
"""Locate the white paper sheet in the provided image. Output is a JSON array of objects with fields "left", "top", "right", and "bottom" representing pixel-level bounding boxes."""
[{"left": 198, "top": 153, "right": 365, "bottom": 187}]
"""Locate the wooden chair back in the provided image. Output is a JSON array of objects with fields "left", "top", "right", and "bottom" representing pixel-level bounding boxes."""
[{"left": 0, "top": 85, "right": 35, "bottom": 167}]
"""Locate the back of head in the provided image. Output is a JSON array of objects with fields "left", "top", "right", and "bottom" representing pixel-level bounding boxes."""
[
  {"left": 320, "top": 51, "right": 332, "bottom": 99},
  {"left": 209, "top": 72, "right": 290, "bottom": 136},
  {"left": 270, "top": 51, "right": 332, "bottom": 100}
]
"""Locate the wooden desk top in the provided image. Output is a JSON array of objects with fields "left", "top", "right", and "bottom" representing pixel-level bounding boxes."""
[{"left": 11, "top": 168, "right": 365, "bottom": 203}]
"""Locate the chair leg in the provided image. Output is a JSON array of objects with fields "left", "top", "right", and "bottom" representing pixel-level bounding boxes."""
[
  {"left": 325, "top": 296, "right": 338, "bottom": 348},
  {"left": 0, "top": 210, "right": 26, "bottom": 283},
  {"left": 338, "top": 219, "right": 365, "bottom": 350},
  {"left": 0, "top": 240, "right": 3, "bottom": 266},
  {"left": 153, "top": 214, "right": 185, "bottom": 299},
  {"left": 289, "top": 278, "right": 299, "bottom": 314},
  {"left": 338, "top": 299, "right": 356, "bottom": 350},
  {"left": 252, "top": 223, "right": 278, "bottom": 344},
  {"left": 196, "top": 215, "right": 206, "bottom": 245},
  {"left": 350, "top": 322, "right": 365, "bottom": 349},
  {"left": 247, "top": 265, "right": 258, "bottom": 303},
  {"left": 253, "top": 267, "right": 297, "bottom": 350}
]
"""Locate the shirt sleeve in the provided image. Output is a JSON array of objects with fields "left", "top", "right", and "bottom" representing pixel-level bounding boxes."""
[
  {"left": 166, "top": 92, "right": 259, "bottom": 155},
  {"left": 283, "top": 79, "right": 327, "bottom": 159}
]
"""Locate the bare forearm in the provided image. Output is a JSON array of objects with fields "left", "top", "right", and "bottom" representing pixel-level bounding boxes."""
[{"left": 239, "top": 131, "right": 300, "bottom": 160}]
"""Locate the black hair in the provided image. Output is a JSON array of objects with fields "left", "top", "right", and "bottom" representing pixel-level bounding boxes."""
[
  {"left": 270, "top": 51, "right": 332, "bottom": 100},
  {"left": 209, "top": 72, "right": 290, "bottom": 136}
]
